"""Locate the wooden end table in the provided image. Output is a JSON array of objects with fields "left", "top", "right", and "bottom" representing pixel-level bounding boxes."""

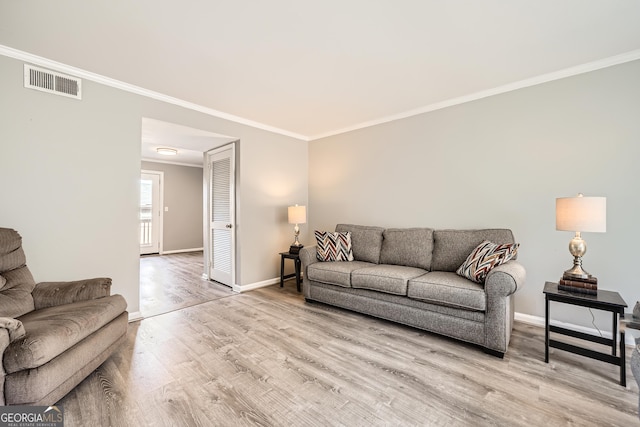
[
  {"left": 279, "top": 252, "right": 301, "bottom": 292},
  {"left": 543, "top": 281, "right": 628, "bottom": 386}
]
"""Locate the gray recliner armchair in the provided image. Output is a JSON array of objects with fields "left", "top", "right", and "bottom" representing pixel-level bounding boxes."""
[{"left": 0, "top": 228, "right": 128, "bottom": 405}]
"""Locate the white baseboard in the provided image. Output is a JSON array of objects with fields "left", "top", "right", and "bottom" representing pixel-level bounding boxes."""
[
  {"left": 233, "top": 277, "right": 280, "bottom": 293},
  {"left": 515, "top": 312, "right": 636, "bottom": 347},
  {"left": 161, "top": 247, "right": 204, "bottom": 255},
  {"left": 234, "top": 273, "right": 304, "bottom": 293},
  {"left": 128, "top": 311, "right": 144, "bottom": 322},
  {"left": 514, "top": 312, "right": 545, "bottom": 327}
]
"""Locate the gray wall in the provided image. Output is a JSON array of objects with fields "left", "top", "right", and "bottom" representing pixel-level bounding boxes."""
[
  {"left": 309, "top": 59, "right": 640, "bottom": 332},
  {"left": 0, "top": 53, "right": 308, "bottom": 314},
  {"left": 141, "top": 161, "right": 203, "bottom": 252}
]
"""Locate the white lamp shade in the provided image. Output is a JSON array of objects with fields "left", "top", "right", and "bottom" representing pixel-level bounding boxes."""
[
  {"left": 556, "top": 196, "right": 606, "bottom": 232},
  {"left": 288, "top": 205, "right": 306, "bottom": 224}
]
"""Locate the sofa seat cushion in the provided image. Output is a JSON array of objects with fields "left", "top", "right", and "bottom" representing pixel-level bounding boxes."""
[
  {"left": 407, "top": 272, "right": 486, "bottom": 311},
  {"left": 5, "top": 294, "right": 127, "bottom": 374},
  {"left": 307, "top": 261, "right": 374, "bottom": 288},
  {"left": 352, "top": 265, "right": 427, "bottom": 296}
]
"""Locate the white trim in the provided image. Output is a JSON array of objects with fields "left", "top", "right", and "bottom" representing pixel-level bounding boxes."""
[
  {"left": 308, "top": 49, "right": 640, "bottom": 140},
  {"left": 4, "top": 44, "right": 640, "bottom": 143},
  {"left": 233, "top": 277, "right": 280, "bottom": 293},
  {"left": 514, "top": 312, "right": 545, "bottom": 328},
  {"left": 515, "top": 311, "right": 636, "bottom": 347},
  {"left": 0, "top": 44, "right": 308, "bottom": 142},
  {"left": 128, "top": 311, "right": 144, "bottom": 322},
  {"left": 162, "top": 247, "right": 204, "bottom": 255},
  {"left": 141, "top": 158, "right": 204, "bottom": 168}
]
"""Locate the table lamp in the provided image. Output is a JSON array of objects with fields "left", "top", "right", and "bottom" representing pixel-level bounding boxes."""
[
  {"left": 556, "top": 193, "right": 606, "bottom": 282},
  {"left": 288, "top": 204, "right": 306, "bottom": 254}
]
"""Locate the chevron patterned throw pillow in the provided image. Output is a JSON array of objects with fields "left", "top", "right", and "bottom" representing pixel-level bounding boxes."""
[
  {"left": 315, "top": 230, "right": 355, "bottom": 262},
  {"left": 456, "top": 240, "right": 519, "bottom": 284}
]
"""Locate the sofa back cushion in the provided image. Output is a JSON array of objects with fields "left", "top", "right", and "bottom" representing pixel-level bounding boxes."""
[
  {"left": 335, "top": 224, "right": 384, "bottom": 264},
  {"left": 380, "top": 228, "right": 434, "bottom": 270},
  {"left": 0, "top": 228, "right": 36, "bottom": 318},
  {"left": 431, "top": 229, "right": 515, "bottom": 272}
]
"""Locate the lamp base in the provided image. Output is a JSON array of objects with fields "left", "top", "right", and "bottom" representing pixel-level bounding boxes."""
[
  {"left": 562, "top": 251, "right": 597, "bottom": 284},
  {"left": 289, "top": 244, "right": 304, "bottom": 255}
]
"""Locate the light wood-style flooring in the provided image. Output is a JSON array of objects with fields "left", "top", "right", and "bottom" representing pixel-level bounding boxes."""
[
  {"left": 59, "top": 274, "right": 640, "bottom": 426},
  {"left": 140, "top": 252, "right": 234, "bottom": 318}
]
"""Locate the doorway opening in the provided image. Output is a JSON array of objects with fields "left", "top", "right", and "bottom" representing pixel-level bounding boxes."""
[{"left": 139, "top": 118, "right": 239, "bottom": 318}]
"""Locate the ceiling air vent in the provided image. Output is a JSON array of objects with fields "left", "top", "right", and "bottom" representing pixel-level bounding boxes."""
[{"left": 23, "top": 64, "right": 82, "bottom": 100}]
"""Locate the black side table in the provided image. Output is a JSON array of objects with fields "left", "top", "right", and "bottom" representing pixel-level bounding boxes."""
[
  {"left": 543, "top": 281, "right": 628, "bottom": 386},
  {"left": 279, "top": 252, "right": 301, "bottom": 292}
]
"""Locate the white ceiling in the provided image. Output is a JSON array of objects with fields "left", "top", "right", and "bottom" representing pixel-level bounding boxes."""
[
  {"left": 141, "top": 118, "right": 237, "bottom": 167},
  {"left": 2, "top": 1, "right": 640, "bottom": 140}
]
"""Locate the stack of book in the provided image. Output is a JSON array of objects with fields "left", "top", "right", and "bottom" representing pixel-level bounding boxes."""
[{"left": 558, "top": 276, "right": 598, "bottom": 295}]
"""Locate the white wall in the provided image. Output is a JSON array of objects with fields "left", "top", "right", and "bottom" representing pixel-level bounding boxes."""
[
  {"left": 237, "top": 128, "right": 309, "bottom": 284},
  {"left": 0, "top": 53, "right": 308, "bottom": 314},
  {"left": 309, "top": 59, "right": 640, "bottom": 332},
  {"left": 0, "top": 55, "right": 142, "bottom": 313}
]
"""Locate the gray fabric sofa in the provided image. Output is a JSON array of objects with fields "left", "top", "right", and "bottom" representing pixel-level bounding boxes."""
[
  {"left": 0, "top": 228, "right": 128, "bottom": 405},
  {"left": 300, "top": 224, "right": 526, "bottom": 357}
]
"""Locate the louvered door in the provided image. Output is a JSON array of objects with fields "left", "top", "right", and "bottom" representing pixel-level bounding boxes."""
[{"left": 206, "top": 146, "right": 235, "bottom": 286}]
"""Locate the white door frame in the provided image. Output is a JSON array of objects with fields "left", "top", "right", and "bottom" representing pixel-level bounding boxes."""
[
  {"left": 140, "top": 170, "right": 164, "bottom": 255},
  {"left": 203, "top": 143, "right": 236, "bottom": 288}
]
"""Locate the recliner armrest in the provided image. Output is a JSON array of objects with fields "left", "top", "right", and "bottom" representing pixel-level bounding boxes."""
[
  {"left": 0, "top": 317, "right": 25, "bottom": 405},
  {"left": 0, "top": 317, "right": 26, "bottom": 343},
  {"left": 32, "top": 278, "right": 112, "bottom": 310}
]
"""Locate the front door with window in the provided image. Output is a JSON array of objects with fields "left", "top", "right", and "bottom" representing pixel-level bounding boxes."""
[{"left": 140, "top": 171, "right": 162, "bottom": 254}]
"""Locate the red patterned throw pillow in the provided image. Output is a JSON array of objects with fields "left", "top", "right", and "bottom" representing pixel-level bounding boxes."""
[
  {"left": 456, "top": 240, "right": 519, "bottom": 284},
  {"left": 315, "top": 231, "right": 355, "bottom": 262}
]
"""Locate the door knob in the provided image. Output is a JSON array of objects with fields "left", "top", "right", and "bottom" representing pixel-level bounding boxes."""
[{"left": 226, "top": 224, "right": 233, "bottom": 228}]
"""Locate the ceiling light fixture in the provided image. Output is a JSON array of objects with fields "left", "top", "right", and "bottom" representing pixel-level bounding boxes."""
[{"left": 156, "top": 147, "right": 177, "bottom": 156}]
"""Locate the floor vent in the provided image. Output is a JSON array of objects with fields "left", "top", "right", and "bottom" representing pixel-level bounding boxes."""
[{"left": 24, "top": 64, "right": 82, "bottom": 99}]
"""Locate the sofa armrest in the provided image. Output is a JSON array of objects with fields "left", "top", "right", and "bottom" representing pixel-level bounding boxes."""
[
  {"left": 32, "top": 277, "right": 112, "bottom": 310},
  {"left": 299, "top": 246, "right": 318, "bottom": 270},
  {"left": 484, "top": 260, "right": 526, "bottom": 354},
  {"left": 485, "top": 261, "right": 526, "bottom": 297},
  {"left": 299, "top": 247, "right": 318, "bottom": 299}
]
